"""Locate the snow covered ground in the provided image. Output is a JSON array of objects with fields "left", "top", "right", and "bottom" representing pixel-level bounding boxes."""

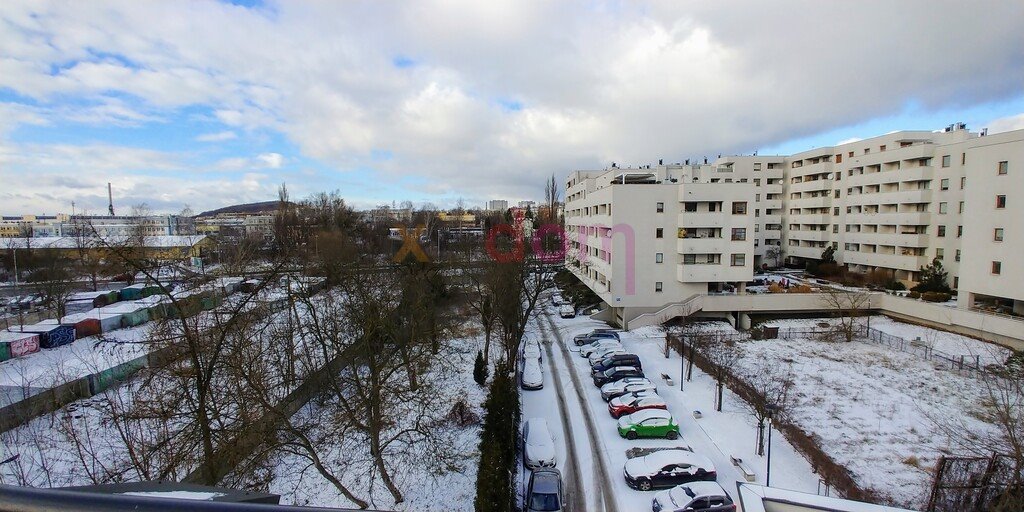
[
  {"left": 526, "top": 307, "right": 824, "bottom": 512},
  {"left": 675, "top": 316, "right": 1011, "bottom": 509}
]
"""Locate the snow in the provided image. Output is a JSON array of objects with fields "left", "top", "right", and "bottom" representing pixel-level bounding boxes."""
[
  {"left": 121, "top": 490, "right": 226, "bottom": 500},
  {"left": 527, "top": 311, "right": 823, "bottom": 512}
]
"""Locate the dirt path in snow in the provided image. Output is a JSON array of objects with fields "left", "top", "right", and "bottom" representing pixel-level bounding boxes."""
[{"left": 541, "top": 312, "right": 619, "bottom": 512}]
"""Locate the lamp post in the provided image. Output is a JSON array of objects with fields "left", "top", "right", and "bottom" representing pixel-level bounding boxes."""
[
  {"left": 765, "top": 403, "right": 777, "bottom": 487},
  {"left": 12, "top": 247, "right": 24, "bottom": 330}
]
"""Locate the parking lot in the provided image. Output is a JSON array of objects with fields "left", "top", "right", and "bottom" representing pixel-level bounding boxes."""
[{"left": 519, "top": 292, "right": 822, "bottom": 511}]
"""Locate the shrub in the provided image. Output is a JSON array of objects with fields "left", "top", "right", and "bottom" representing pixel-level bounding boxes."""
[
  {"left": 908, "top": 291, "right": 921, "bottom": 299},
  {"left": 768, "top": 283, "right": 785, "bottom": 294},
  {"left": 788, "top": 284, "right": 813, "bottom": 294},
  {"left": 884, "top": 280, "right": 906, "bottom": 291},
  {"left": 473, "top": 351, "right": 488, "bottom": 386},
  {"left": 921, "top": 291, "right": 952, "bottom": 303},
  {"left": 474, "top": 363, "right": 520, "bottom": 512},
  {"left": 815, "top": 262, "right": 841, "bottom": 278}
]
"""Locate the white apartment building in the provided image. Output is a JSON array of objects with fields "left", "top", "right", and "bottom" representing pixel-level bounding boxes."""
[
  {"left": 66, "top": 214, "right": 197, "bottom": 237},
  {"left": 487, "top": 199, "right": 509, "bottom": 212},
  {"left": 565, "top": 125, "right": 1024, "bottom": 325}
]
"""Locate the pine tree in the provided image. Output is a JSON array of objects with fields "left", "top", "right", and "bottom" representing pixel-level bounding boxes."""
[
  {"left": 916, "top": 258, "right": 951, "bottom": 293},
  {"left": 473, "top": 350, "right": 488, "bottom": 386}
]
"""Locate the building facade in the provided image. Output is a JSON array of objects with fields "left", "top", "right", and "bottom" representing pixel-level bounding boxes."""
[
  {"left": 66, "top": 215, "right": 197, "bottom": 237},
  {"left": 565, "top": 126, "right": 1024, "bottom": 325},
  {"left": 487, "top": 199, "right": 509, "bottom": 212},
  {"left": 0, "top": 214, "right": 70, "bottom": 238}
]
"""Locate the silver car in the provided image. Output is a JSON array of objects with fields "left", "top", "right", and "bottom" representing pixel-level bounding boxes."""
[{"left": 522, "top": 418, "right": 556, "bottom": 469}]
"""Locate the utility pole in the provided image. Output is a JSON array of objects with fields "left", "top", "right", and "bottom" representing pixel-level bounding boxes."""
[{"left": 766, "top": 403, "right": 777, "bottom": 487}]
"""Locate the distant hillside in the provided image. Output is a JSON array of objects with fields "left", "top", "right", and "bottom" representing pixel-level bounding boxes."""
[{"left": 197, "top": 200, "right": 282, "bottom": 218}]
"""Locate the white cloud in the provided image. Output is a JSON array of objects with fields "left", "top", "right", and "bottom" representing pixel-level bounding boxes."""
[
  {"left": 0, "top": 0, "right": 1022, "bottom": 206},
  {"left": 195, "top": 130, "right": 237, "bottom": 142},
  {"left": 985, "top": 113, "right": 1024, "bottom": 135}
]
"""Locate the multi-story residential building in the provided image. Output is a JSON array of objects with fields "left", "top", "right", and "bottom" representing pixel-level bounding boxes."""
[
  {"left": 487, "top": 199, "right": 509, "bottom": 212},
  {"left": 565, "top": 125, "right": 1024, "bottom": 325}
]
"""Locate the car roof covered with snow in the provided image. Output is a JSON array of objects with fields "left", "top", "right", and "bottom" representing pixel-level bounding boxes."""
[
  {"left": 623, "top": 408, "right": 672, "bottom": 423},
  {"left": 668, "top": 481, "right": 730, "bottom": 503},
  {"left": 629, "top": 449, "right": 714, "bottom": 475}
]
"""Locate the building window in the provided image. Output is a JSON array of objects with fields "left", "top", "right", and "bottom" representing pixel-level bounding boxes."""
[
  {"left": 935, "top": 248, "right": 944, "bottom": 260},
  {"left": 684, "top": 202, "right": 697, "bottom": 212},
  {"left": 732, "top": 228, "right": 746, "bottom": 241},
  {"left": 833, "top": 207, "right": 839, "bottom": 216},
  {"left": 955, "top": 249, "right": 961, "bottom": 262},
  {"left": 953, "top": 276, "right": 959, "bottom": 288},
  {"left": 683, "top": 254, "right": 696, "bottom": 264},
  {"left": 755, "top": 209, "right": 760, "bottom": 217},
  {"left": 941, "top": 155, "right": 951, "bottom": 167},
  {"left": 755, "top": 194, "right": 761, "bottom": 202},
  {"left": 754, "top": 224, "right": 760, "bottom": 232},
  {"left": 960, "top": 177, "right": 966, "bottom": 189},
  {"left": 996, "top": 195, "right": 1007, "bottom": 209},
  {"left": 939, "top": 202, "right": 948, "bottom": 214},
  {"left": 940, "top": 178, "right": 949, "bottom": 190},
  {"left": 994, "top": 228, "right": 1004, "bottom": 242},
  {"left": 656, "top": 228, "right": 664, "bottom": 238},
  {"left": 959, "top": 201, "right": 964, "bottom": 214},
  {"left": 833, "top": 225, "right": 839, "bottom": 233},
  {"left": 656, "top": 202, "right": 664, "bottom": 213},
  {"left": 992, "top": 261, "right": 1002, "bottom": 275},
  {"left": 880, "top": 145, "right": 886, "bottom": 152},
  {"left": 731, "top": 253, "right": 745, "bottom": 266},
  {"left": 655, "top": 282, "right": 663, "bottom": 292},
  {"left": 937, "top": 225, "right": 946, "bottom": 237},
  {"left": 836, "top": 154, "right": 843, "bottom": 164},
  {"left": 957, "top": 225, "right": 963, "bottom": 238},
  {"left": 732, "top": 202, "right": 747, "bottom": 215},
  {"left": 998, "top": 161, "right": 1008, "bottom": 175},
  {"left": 656, "top": 252, "right": 664, "bottom": 263}
]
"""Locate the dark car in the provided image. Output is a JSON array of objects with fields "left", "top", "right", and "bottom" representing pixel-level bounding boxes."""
[
  {"left": 623, "top": 449, "right": 717, "bottom": 491},
  {"left": 573, "top": 329, "right": 620, "bottom": 346},
  {"left": 525, "top": 468, "right": 564, "bottom": 512},
  {"left": 591, "top": 353, "right": 642, "bottom": 374},
  {"left": 592, "top": 366, "right": 644, "bottom": 387}
]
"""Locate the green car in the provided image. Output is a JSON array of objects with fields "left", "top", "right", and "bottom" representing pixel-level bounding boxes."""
[{"left": 617, "top": 408, "right": 680, "bottom": 440}]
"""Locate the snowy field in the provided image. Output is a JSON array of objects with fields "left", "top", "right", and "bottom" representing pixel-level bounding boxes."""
[
  {"left": 261, "top": 325, "right": 487, "bottom": 511},
  {"left": 675, "top": 316, "right": 1012, "bottom": 509}
]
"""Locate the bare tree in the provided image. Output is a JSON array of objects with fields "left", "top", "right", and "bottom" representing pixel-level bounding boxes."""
[
  {"left": 764, "top": 245, "right": 782, "bottom": 269},
  {"left": 819, "top": 287, "right": 871, "bottom": 342},
  {"left": 543, "top": 173, "right": 560, "bottom": 225},
  {"left": 737, "top": 361, "right": 795, "bottom": 456},
  {"left": 693, "top": 334, "right": 742, "bottom": 412}
]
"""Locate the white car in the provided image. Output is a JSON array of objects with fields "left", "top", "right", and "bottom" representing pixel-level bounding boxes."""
[
  {"left": 579, "top": 339, "right": 623, "bottom": 358},
  {"left": 550, "top": 294, "right": 564, "bottom": 306},
  {"left": 601, "top": 378, "right": 657, "bottom": 402},
  {"left": 522, "top": 417, "right": 556, "bottom": 469},
  {"left": 588, "top": 347, "right": 626, "bottom": 365},
  {"left": 558, "top": 304, "right": 575, "bottom": 318},
  {"left": 651, "top": 481, "right": 736, "bottom": 512},
  {"left": 521, "top": 358, "right": 544, "bottom": 390},
  {"left": 522, "top": 341, "right": 542, "bottom": 364}
]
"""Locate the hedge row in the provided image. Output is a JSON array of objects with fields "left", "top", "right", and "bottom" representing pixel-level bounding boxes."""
[{"left": 474, "top": 362, "right": 522, "bottom": 512}]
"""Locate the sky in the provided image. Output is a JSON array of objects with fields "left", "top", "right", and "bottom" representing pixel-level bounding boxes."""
[{"left": 1, "top": 0, "right": 1023, "bottom": 215}]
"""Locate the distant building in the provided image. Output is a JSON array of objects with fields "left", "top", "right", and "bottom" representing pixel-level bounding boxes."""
[
  {"left": 487, "top": 199, "right": 509, "bottom": 212},
  {"left": 1, "top": 235, "right": 214, "bottom": 261},
  {"left": 67, "top": 215, "right": 196, "bottom": 237},
  {"left": 365, "top": 205, "right": 413, "bottom": 224},
  {"left": 518, "top": 200, "right": 537, "bottom": 210},
  {"left": 0, "top": 214, "right": 70, "bottom": 238}
]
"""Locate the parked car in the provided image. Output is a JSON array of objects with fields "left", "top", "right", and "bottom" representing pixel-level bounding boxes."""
[
  {"left": 558, "top": 304, "right": 576, "bottom": 318},
  {"left": 522, "top": 340, "right": 542, "bottom": 364},
  {"left": 550, "top": 294, "right": 564, "bottom": 306},
  {"left": 522, "top": 358, "right": 544, "bottom": 390},
  {"left": 522, "top": 418, "right": 556, "bottom": 469},
  {"left": 592, "top": 366, "right": 644, "bottom": 387},
  {"left": 580, "top": 339, "right": 623, "bottom": 358},
  {"left": 525, "top": 468, "right": 564, "bottom": 512},
  {"left": 617, "top": 408, "right": 680, "bottom": 440},
  {"left": 609, "top": 392, "right": 667, "bottom": 419},
  {"left": 587, "top": 348, "right": 627, "bottom": 365},
  {"left": 591, "top": 353, "right": 642, "bottom": 374},
  {"left": 573, "top": 329, "right": 620, "bottom": 345},
  {"left": 651, "top": 481, "right": 736, "bottom": 512},
  {"left": 623, "top": 450, "right": 717, "bottom": 491},
  {"left": 601, "top": 378, "right": 657, "bottom": 402}
]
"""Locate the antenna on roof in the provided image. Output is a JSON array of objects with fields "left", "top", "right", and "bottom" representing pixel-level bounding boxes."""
[{"left": 107, "top": 183, "right": 115, "bottom": 216}]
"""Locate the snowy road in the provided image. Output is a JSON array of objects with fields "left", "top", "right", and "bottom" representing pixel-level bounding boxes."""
[{"left": 524, "top": 304, "right": 825, "bottom": 512}]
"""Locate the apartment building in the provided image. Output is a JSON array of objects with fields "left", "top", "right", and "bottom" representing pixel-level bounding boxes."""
[
  {"left": 565, "top": 125, "right": 1024, "bottom": 325},
  {"left": 0, "top": 214, "right": 69, "bottom": 238},
  {"left": 65, "top": 214, "right": 197, "bottom": 237},
  {"left": 486, "top": 199, "right": 509, "bottom": 212}
]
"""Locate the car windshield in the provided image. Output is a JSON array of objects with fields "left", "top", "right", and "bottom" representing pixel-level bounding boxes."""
[{"left": 529, "top": 492, "right": 560, "bottom": 511}]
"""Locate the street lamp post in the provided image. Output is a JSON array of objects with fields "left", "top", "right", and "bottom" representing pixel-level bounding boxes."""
[
  {"left": 765, "top": 403, "right": 777, "bottom": 487},
  {"left": 12, "top": 247, "right": 24, "bottom": 330}
]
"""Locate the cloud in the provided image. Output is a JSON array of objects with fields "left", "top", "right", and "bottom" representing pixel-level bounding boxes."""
[
  {"left": 195, "top": 130, "right": 238, "bottom": 142},
  {"left": 985, "top": 113, "right": 1024, "bottom": 134},
  {"left": 0, "top": 0, "right": 1022, "bottom": 208}
]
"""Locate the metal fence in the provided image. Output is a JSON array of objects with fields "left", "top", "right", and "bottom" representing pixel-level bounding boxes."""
[
  {"left": 927, "top": 454, "right": 1024, "bottom": 512},
  {"left": 865, "top": 326, "right": 983, "bottom": 373}
]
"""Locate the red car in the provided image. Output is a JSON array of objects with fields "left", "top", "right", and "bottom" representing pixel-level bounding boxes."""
[{"left": 608, "top": 391, "right": 667, "bottom": 419}]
